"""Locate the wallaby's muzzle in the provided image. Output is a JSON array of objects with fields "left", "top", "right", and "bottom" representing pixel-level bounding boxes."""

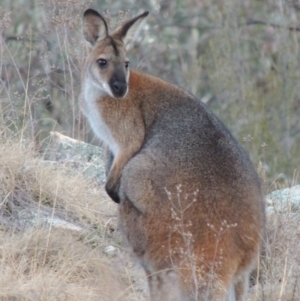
[
  {"left": 111, "top": 80, "right": 127, "bottom": 98},
  {"left": 109, "top": 69, "right": 128, "bottom": 98}
]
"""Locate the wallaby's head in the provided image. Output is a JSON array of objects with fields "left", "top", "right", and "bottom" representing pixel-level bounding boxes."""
[{"left": 82, "top": 9, "right": 149, "bottom": 98}]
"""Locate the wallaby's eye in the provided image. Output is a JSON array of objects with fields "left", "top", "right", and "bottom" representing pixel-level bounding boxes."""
[
  {"left": 97, "top": 59, "right": 108, "bottom": 68},
  {"left": 125, "top": 61, "right": 130, "bottom": 69}
]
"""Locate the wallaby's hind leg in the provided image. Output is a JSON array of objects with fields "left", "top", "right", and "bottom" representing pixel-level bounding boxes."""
[
  {"left": 227, "top": 284, "right": 236, "bottom": 301},
  {"left": 196, "top": 282, "right": 232, "bottom": 301},
  {"left": 147, "top": 270, "right": 182, "bottom": 301},
  {"left": 150, "top": 267, "right": 232, "bottom": 301},
  {"left": 234, "top": 273, "right": 250, "bottom": 301}
]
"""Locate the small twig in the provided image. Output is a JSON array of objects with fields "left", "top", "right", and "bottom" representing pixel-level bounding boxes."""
[
  {"left": 159, "top": 23, "right": 218, "bottom": 30},
  {"left": 245, "top": 19, "right": 300, "bottom": 32},
  {"left": 3, "top": 34, "right": 41, "bottom": 43},
  {"left": 161, "top": 19, "right": 300, "bottom": 33}
]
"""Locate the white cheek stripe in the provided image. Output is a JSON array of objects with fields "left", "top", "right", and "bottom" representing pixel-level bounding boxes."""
[
  {"left": 102, "top": 82, "right": 114, "bottom": 98},
  {"left": 89, "top": 66, "right": 114, "bottom": 97}
]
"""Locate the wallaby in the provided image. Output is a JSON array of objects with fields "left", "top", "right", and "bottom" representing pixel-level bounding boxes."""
[{"left": 81, "top": 8, "right": 265, "bottom": 301}]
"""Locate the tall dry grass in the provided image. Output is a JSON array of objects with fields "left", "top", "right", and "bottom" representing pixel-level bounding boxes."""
[
  {"left": 0, "top": 228, "right": 124, "bottom": 301},
  {"left": 0, "top": 129, "right": 148, "bottom": 300}
]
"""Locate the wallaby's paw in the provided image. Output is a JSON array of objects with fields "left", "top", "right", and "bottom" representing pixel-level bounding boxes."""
[{"left": 105, "top": 179, "right": 120, "bottom": 203}]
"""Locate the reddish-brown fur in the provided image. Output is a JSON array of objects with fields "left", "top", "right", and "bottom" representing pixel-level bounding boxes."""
[{"left": 81, "top": 9, "right": 265, "bottom": 301}]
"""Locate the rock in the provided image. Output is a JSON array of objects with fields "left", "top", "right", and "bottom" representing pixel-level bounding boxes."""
[
  {"left": 266, "top": 185, "right": 300, "bottom": 214},
  {"left": 45, "top": 132, "right": 105, "bottom": 163},
  {"left": 258, "top": 185, "right": 300, "bottom": 300},
  {"left": 103, "top": 245, "right": 119, "bottom": 256},
  {"left": 43, "top": 131, "right": 107, "bottom": 184},
  {"left": 18, "top": 208, "right": 83, "bottom": 232},
  {"left": 44, "top": 160, "right": 107, "bottom": 185}
]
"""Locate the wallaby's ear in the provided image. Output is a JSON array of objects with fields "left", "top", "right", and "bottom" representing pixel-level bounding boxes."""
[
  {"left": 83, "top": 9, "right": 108, "bottom": 45},
  {"left": 113, "top": 11, "right": 149, "bottom": 48}
]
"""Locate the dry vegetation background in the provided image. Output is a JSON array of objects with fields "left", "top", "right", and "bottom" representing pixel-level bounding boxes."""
[{"left": 0, "top": 0, "right": 300, "bottom": 300}]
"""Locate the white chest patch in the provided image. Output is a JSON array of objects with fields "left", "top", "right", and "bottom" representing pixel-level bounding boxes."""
[{"left": 82, "top": 79, "right": 119, "bottom": 157}]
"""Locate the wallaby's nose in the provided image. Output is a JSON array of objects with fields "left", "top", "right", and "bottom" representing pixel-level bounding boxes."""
[{"left": 111, "top": 81, "right": 127, "bottom": 98}]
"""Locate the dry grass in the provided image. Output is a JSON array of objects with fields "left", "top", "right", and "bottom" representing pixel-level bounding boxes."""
[
  {"left": 0, "top": 228, "right": 123, "bottom": 301},
  {"left": 251, "top": 200, "right": 300, "bottom": 301},
  {"left": 0, "top": 129, "right": 147, "bottom": 301},
  {"left": 0, "top": 129, "right": 114, "bottom": 230}
]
